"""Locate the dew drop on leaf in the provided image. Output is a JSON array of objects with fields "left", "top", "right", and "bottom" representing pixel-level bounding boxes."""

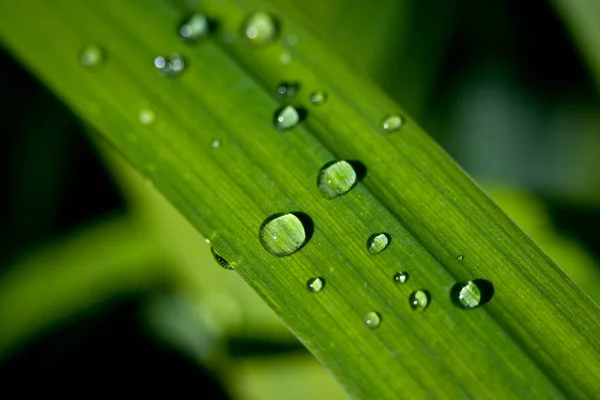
[
  {"left": 80, "top": 45, "right": 105, "bottom": 68},
  {"left": 457, "top": 254, "right": 464, "bottom": 261},
  {"left": 309, "top": 91, "right": 327, "bottom": 105},
  {"left": 451, "top": 279, "right": 494, "bottom": 310},
  {"left": 367, "top": 233, "right": 390, "bottom": 255},
  {"left": 306, "top": 277, "right": 325, "bottom": 293},
  {"left": 259, "top": 213, "right": 309, "bottom": 257},
  {"left": 243, "top": 11, "right": 278, "bottom": 45},
  {"left": 409, "top": 290, "right": 430, "bottom": 311},
  {"left": 363, "top": 311, "right": 381, "bottom": 329},
  {"left": 154, "top": 54, "right": 186, "bottom": 77},
  {"left": 211, "top": 246, "right": 233, "bottom": 270},
  {"left": 211, "top": 139, "right": 221, "bottom": 148},
  {"left": 381, "top": 114, "right": 403, "bottom": 133},
  {"left": 393, "top": 272, "right": 409, "bottom": 284},
  {"left": 277, "top": 81, "right": 300, "bottom": 97},
  {"left": 179, "top": 13, "right": 209, "bottom": 42},
  {"left": 273, "top": 105, "right": 300, "bottom": 131},
  {"left": 317, "top": 161, "right": 357, "bottom": 199}
]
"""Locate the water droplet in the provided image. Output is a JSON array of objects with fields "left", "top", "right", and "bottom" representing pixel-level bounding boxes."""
[
  {"left": 409, "top": 290, "right": 430, "bottom": 311},
  {"left": 317, "top": 161, "right": 357, "bottom": 199},
  {"left": 154, "top": 54, "right": 186, "bottom": 77},
  {"left": 306, "top": 277, "right": 325, "bottom": 293},
  {"left": 139, "top": 109, "right": 155, "bottom": 125},
  {"left": 363, "top": 311, "right": 381, "bottom": 329},
  {"left": 211, "top": 246, "right": 233, "bottom": 270},
  {"left": 457, "top": 254, "right": 464, "bottom": 261},
  {"left": 274, "top": 105, "right": 300, "bottom": 131},
  {"left": 277, "top": 82, "right": 300, "bottom": 97},
  {"left": 259, "top": 213, "right": 309, "bottom": 257},
  {"left": 367, "top": 233, "right": 390, "bottom": 255},
  {"left": 309, "top": 91, "right": 327, "bottom": 105},
  {"left": 80, "top": 45, "right": 105, "bottom": 68},
  {"left": 381, "top": 114, "right": 403, "bottom": 133},
  {"left": 393, "top": 272, "right": 409, "bottom": 284},
  {"left": 243, "top": 11, "right": 278, "bottom": 45},
  {"left": 451, "top": 279, "right": 494, "bottom": 310},
  {"left": 211, "top": 139, "right": 221, "bottom": 148},
  {"left": 284, "top": 35, "right": 298, "bottom": 47},
  {"left": 179, "top": 13, "right": 209, "bottom": 42}
]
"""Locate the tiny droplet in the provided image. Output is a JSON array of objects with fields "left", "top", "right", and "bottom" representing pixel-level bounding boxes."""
[
  {"left": 381, "top": 114, "right": 403, "bottom": 133},
  {"left": 154, "top": 54, "right": 186, "bottom": 77},
  {"left": 139, "top": 109, "right": 155, "bottom": 125},
  {"left": 259, "top": 213, "right": 308, "bottom": 257},
  {"left": 393, "top": 272, "right": 409, "bottom": 284},
  {"left": 211, "top": 247, "right": 233, "bottom": 270},
  {"left": 179, "top": 13, "right": 209, "bottom": 41},
  {"left": 80, "top": 45, "right": 105, "bottom": 68},
  {"left": 274, "top": 105, "right": 300, "bottom": 131},
  {"left": 409, "top": 290, "right": 430, "bottom": 311},
  {"left": 309, "top": 91, "right": 327, "bottom": 105},
  {"left": 277, "top": 82, "right": 300, "bottom": 97},
  {"left": 317, "top": 161, "right": 357, "bottom": 199},
  {"left": 306, "top": 277, "right": 325, "bottom": 293},
  {"left": 363, "top": 311, "right": 381, "bottom": 329},
  {"left": 211, "top": 139, "right": 221, "bottom": 148},
  {"left": 367, "top": 233, "right": 390, "bottom": 255},
  {"left": 457, "top": 254, "right": 464, "bottom": 261},
  {"left": 243, "top": 11, "right": 278, "bottom": 45}
]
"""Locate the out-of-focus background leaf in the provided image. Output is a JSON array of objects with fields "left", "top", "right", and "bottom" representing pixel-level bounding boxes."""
[{"left": 1, "top": 0, "right": 599, "bottom": 397}]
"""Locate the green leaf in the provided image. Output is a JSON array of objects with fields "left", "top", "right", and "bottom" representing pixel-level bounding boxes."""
[{"left": 1, "top": 0, "right": 599, "bottom": 398}]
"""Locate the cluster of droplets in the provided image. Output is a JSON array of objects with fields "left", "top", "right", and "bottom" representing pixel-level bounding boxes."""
[{"left": 79, "top": 8, "right": 492, "bottom": 329}]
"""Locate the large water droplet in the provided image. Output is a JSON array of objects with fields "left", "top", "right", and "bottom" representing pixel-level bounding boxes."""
[
  {"left": 309, "top": 91, "right": 327, "bottom": 105},
  {"left": 367, "top": 233, "right": 390, "bottom": 255},
  {"left": 139, "top": 109, "right": 156, "bottom": 125},
  {"left": 451, "top": 279, "right": 494, "bottom": 310},
  {"left": 317, "top": 161, "right": 357, "bottom": 199},
  {"left": 80, "top": 45, "right": 105, "bottom": 68},
  {"left": 277, "top": 82, "right": 300, "bottom": 97},
  {"left": 179, "top": 13, "right": 209, "bottom": 41},
  {"left": 393, "top": 272, "right": 409, "bottom": 284},
  {"left": 154, "top": 54, "right": 186, "bottom": 77},
  {"left": 306, "top": 277, "right": 325, "bottom": 293},
  {"left": 409, "top": 290, "right": 430, "bottom": 311},
  {"left": 274, "top": 105, "right": 301, "bottom": 131},
  {"left": 381, "top": 114, "right": 403, "bottom": 133},
  {"left": 211, "top": 246, "right": 233, "bottom": 270},
  {"left": 363, "top": 311, "right": 381, "bottom": 329},
  {"left": 259, "top": 213, "right": 310, "bottom": 257},
  {"left": 243, "top": 11, "right": 278, "bottom": 45}
]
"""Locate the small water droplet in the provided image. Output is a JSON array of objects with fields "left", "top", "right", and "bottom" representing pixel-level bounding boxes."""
[
  {"left": 451, "top": 279, "right": 494, "bottom": 310},
  {"left": 409, "top": 290, "right": 430, "bottom": 311},
  {"left": 381, "top": 114, "right": 404, "bottom": 133},
  {"left": 306, "top": 277, "right": 325, "bottom": 293},
  {"left": 274, "top": 105, "right": 300, "bottom": 131},
  {"left": 259, "top": 213, "right": 310, "bottom": 257},
  {"left": 393, "top": 272, "right": 409, "bottom": 284},
  {"left": 309, "top": 91, "right": 327, "bottom": 105},
  {"left": 80, "top": 45, "right": 105, "bottom": 68},
  {"left": 154, "top": 53, "right": 186, "bottom": 77},
  {"left": 211, "top": 247, "right": 233, "bottom": 270},
  {"left": 211, "top": 139, "right": 221, "bottom": 148},
  {"left": 277, "top": 82, "right": 300, "bottom": 97},
  {"left": 139, "top": 109, "right": 155, "bottom": 125},
  {"left": 317, "top": 161, "right": 357, "bottom": 199},
  {"left": 457, "top": 254, "right": 464, "bottom": 261},
  {"left": 367, "top": 233, "right": 390, "bottom": 255},
  {"left": 243, "top": 11, "right": 278, "bottom": 45},
  {"left": 179, "top": 13, "right": 209, "bottom": 42},
  {"left": 363, "top": 311, "right": 381, "bottom": 329}
]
